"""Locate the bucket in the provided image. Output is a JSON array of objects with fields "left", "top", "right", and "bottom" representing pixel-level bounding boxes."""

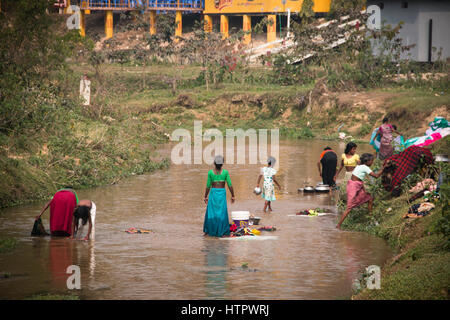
[{"left": 232, "top": 211, "right": 250, "bottom": 228}]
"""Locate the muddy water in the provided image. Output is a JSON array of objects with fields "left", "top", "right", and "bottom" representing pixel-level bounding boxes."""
[{"left": 0, "top": 140, "right": 392, "bottom": 300}]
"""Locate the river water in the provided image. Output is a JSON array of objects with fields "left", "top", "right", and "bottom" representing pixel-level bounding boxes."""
[{"left": 0, "top": 139, "right": 392, "bottom": 300}]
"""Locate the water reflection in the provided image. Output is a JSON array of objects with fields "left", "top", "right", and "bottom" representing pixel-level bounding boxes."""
[{"left": 203, "top": 240, "right": 229, "bottom": 300}]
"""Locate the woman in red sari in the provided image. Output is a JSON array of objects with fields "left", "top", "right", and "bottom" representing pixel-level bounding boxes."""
[{"left": 36, "top": 187, "right": 79, "bottom": 237}]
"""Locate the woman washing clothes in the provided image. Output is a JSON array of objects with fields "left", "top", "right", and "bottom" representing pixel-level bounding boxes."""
[
  {"left": 317, "top": 147, "right": 337, "bottom": 187},
  {"left": 336, "top": 153, "right": 387, "bottom": 230},
  {"left": 334, "top": 142, "right": 360, "bottom": 183},
  {"left": 70, "top": 199, "right": 96, "bottom": 241},
  {"left": 203, "top": 155, "right": 235, "bottom": 237},
  {"left": 375, "top": 117, "right": 402, "bottom": 160},
  {"left": 36, "top": 187, "right": 79, "bottom": 237}
]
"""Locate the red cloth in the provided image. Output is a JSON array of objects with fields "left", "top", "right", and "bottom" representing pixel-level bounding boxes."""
[
  {"left": 50, "top": 190, "right": 77, "bottom": 235},
  {"left": 346, "top": 180, "right": 372, "bottom": 210},
  {"left": 384, "top": 146, "right": 434, "bottom": 191}
]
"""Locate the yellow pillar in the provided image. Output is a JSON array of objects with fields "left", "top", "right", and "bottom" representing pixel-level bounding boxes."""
[
  {"left": 175, "top": 11, "right": 182, "bottom": 39},
  {"left": 267, "top": 15, "right": 276, "bottom": 44},
  {"left": 105, "top": 10, "right": 113, "bottom": 39},
  {"left": 204, "top": 15, "right": 213, "bottom": 33},
  {"left": 220, "top": 15, "right": 229, "bottom": 39},
  {"left": 149, "top": 10, "right": 156, "bottom": 35},
  {"left": 64, "top": 0, "right": 72, "bottom": 14},
  {"left": 80, "top": 10, "right": 86, "bottom": 37},
  {"left": 243, "top": 15, "right": 251, "bottom": 44}
]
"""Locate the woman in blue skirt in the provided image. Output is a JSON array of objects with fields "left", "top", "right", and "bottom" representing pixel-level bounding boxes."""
[{"left": 203, "top": 155, "right": 235, "bottom": 237}]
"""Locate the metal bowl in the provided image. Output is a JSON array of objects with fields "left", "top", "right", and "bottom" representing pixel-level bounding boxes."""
[
  {"left": 303, "top": 186, "right": 315, "bottom": 193},
  {"left": 250, "top": 217, "right": 261, "bottom": 225},
  {"left": 315, "top": 186, "right": 330, "bottom": 193},
  {"left": 253, "top": 187, "right": 262, "bottom": 195}
]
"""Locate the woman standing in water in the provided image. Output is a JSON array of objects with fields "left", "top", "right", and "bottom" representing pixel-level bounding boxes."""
[
  {"left": 375, "top": 117, "right": 402, "bottom": 160},
  {"left": 336, "top": 153, "right": 386, "bottom": 229},
  {"left": 335, "top": 142, "right": 360, "bottom": 183},
  {"left": 203, "top": 155, "right": 235, "bottom": 237},
  {"left": 256, "top": 156, "right": 281, "bottom": 212}
]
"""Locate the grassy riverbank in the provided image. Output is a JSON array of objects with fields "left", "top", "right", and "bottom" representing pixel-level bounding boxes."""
[{"left": 339, "top": 138, "right": 450, "bottom": 300}]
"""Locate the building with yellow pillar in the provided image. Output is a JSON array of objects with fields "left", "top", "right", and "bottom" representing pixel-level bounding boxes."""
[
  {"left": 243, "top": 15, "right": 251, "bottom": 44},
  {"left": 105, "top": 10, "right": 113, "bottom": 39},
  {"left": 175, "top": 11, "right": 182, "bottom": 39},
  {"left": 220, "top": 14, "right": 229, "bottom": 38},
  {"left": 204, "top": 14, "right": 213, "bottom": 33},
  {"left": 79, "top": 9, "right": 86, "bottom": 37},
  {"left": 149, "top": 10, "right": 156, "bottom": 35},
  {"left": 203, "top": 0, "right": 332, "bottom": 43}
]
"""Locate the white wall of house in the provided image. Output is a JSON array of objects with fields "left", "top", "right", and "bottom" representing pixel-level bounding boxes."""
[{"left": 367, "top": 0, "right": 450, "bottom": 62}]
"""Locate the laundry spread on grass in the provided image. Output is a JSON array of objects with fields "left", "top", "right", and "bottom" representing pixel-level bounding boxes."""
[
  {"left": 409, "top": 178, "right": 437, "bottom": 193},
  {"left": 403, "top": 202, "right": 435, "bottom": 219},
  {"left": 382, "top": 146, "right": 434, "bottom": 192},
  {"left": 125, "top": 227, "right": 153, "bottom": 234},
  {"left": 404, "top": 117, "right": 450, "bottom": 149}
]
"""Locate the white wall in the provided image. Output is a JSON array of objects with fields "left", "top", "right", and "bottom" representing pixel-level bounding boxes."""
[{"left": 368, "top": 0, "right": 450, "bottom": 62}]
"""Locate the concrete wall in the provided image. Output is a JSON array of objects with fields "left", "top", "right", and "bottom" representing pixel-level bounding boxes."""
[{"left": 367, "top": 0, "right": 450, "bottom": 62}]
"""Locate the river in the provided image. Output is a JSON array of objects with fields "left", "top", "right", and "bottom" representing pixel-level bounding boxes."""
[{"left": 0, "top": 139, "right": 393, "bottom": 299}]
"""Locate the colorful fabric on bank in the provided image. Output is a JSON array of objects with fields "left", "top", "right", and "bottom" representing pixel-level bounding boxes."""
[
  {"left": 49, "top": 190, "right": 77, "bottom": 236},
  {"left": 203, "top": 188, "right": 230, "bottom": 237},
  {"left": 384, "top": 146, "right": 434, "bottom": 192},
  {"left": 404, "top": 117, "right": 450, "bottom": 149}
]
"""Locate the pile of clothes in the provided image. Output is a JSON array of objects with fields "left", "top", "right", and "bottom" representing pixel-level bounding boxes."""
[
  {"left": 125, "top": 227, "right": 152, "bottom": 234},
  {"left": 382, "top": 146, "right": 434, "bottom": 193},
  {"left": 296, "top": 208, "right": 329, "bottom": 216},
  {"left": 403, "top": 202, "right": 435, "bottom": 219},
  {"left": 409, "top": 178, "right": 437, "bottom": 193},
  {"left": 229, "top": 224, "right": 276, "bottom": 237}
]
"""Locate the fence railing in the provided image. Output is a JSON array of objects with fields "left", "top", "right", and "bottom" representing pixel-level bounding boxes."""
[{"left": 80, "top": 0, "right": 204, "bottom": 11}]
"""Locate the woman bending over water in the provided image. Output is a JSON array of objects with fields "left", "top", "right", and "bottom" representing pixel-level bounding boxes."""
[{"left": 203, "top": 155, "right": 235, "bottom": 237}]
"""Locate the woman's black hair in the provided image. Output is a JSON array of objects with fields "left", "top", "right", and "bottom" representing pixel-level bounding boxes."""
[
  {"left": 324, "top": 147, "right": 332, "bottom": 151},
  {"left": 214, "top": 163, "right": 223, "bottom": 170},
  {"left": 382, "top": 117, "right": 389, "bottom": 123},
  {"left": 344, "top": 142, "right": 357, "bottom": 155},
  {"left": 74, "top": 206, "right": 90, "bottom": 226},
  {"left": 360, "top": 153, "right": 374, "bottom": 165}
]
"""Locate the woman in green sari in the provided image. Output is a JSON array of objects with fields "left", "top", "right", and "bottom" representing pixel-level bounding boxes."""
[{"left": 203, "top": 155, "right": 235, "bottom": 237}]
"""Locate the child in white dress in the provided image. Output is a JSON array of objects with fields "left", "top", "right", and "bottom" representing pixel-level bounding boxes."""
[{"left": 256, "top": 157, "right": 281, "bottom": 212}]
